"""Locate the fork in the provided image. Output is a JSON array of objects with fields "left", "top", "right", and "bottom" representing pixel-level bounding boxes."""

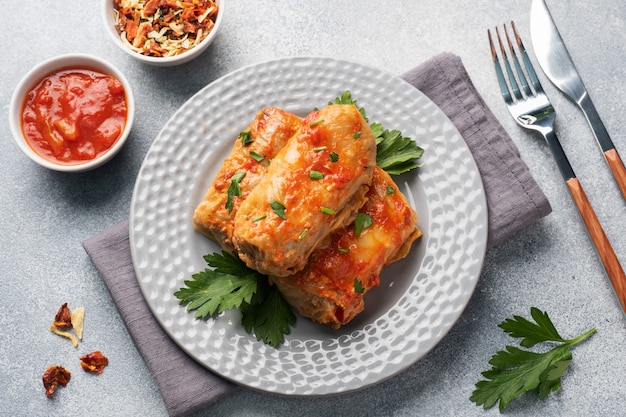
[{"left": 488, "top": 22, "right": 626, "bottom": 315}]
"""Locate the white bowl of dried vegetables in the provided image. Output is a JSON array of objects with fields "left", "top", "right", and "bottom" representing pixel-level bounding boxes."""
[{"left": 103, "top": 0, "right": 222, "bottom": 66}]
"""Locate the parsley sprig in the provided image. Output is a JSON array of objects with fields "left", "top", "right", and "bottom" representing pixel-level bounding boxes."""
[
  {"left": 330, "top": 91, "right": 424, "bottom": 175},
  {"left": 174, "top": 251, "right": 296, "bottom": 347},
  {"left": 470, "top": 307, "right": 596, "bottom": 412}
]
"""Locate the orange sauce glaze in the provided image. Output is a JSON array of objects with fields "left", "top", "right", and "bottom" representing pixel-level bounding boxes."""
[{"left": 21, "top": 67, "right": 128, "bottom": 165}]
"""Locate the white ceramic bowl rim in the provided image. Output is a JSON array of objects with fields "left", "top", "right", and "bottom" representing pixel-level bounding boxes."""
[
  {"left": 9, "top": 53, "right": 135, "bottom": 172},
  {"left": 101, "top": 0, "right": 223, "bottom": 66}
]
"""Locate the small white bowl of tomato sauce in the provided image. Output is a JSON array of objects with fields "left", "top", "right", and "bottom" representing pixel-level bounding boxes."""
[
  {"left": 102, "top": 0, "right": 223, "bottom": 67},
  {"left": 9, "top": 53, "right": 135, "bottom": 172}
]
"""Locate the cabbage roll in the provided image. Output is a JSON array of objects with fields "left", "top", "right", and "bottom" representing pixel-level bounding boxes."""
[
  {"left": 192, "top": 107, "right": 302, "bottom": 254},
  {"left": 232, "top": 104, "right": 377, "bottom": 277},
  {"left": 270, "top": 166, "right": 421, "bottom": 328}
]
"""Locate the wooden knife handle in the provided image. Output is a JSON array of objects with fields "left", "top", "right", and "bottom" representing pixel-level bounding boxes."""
[
  {"left": 566, "top": 177, "right": 626, "bottom": 314},
  {"left": 604, "top": 148, "right": 626, "bottom": 201}
]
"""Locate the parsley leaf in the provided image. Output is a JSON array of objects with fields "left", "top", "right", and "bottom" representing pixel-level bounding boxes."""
[
  {"left": 174, "top": 251, "right": 296, "bottom": 347},
  {"left": 470, "top": 307, "right": 596, "bottom": 412},
  {"left": 173, "top": 266, "right": 257, "bottom": 319},
  {"left": 242, "top": 283, "right": 296, "bottom": 347},
  {"left": 225, "top": 172, "right": 246, "bottom": 213},
  {"left": 353, "top": 278, "right": 365, "bottom": 293},
  {"left": 330, "top": 90, "right": 424, "bottom": 175},
  {"left": 375, "top": 129, "right": 424, "bottom": 175},
  {"left": 354, "top": 213, "right": 373, "bottom": 238},
  {"left": 499, "top": 307, "right": 566, "bottom": 347}
]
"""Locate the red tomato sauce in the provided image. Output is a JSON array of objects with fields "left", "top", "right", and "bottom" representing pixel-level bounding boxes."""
[{"left": 21, "top": 67, "right": 128, "bottom": 165}]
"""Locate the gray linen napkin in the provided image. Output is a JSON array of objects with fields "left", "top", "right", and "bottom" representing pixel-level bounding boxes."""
[{"left": 83, "top": 52, "right": 551, "bottom": 417}]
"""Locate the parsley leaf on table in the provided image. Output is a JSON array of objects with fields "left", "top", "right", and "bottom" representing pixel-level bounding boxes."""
[
  {"left": 470, "top": 307, "right": 596, "bottom": 412},
  {"left": 174, "top": 251, "right": 296, "bottom": 347}
]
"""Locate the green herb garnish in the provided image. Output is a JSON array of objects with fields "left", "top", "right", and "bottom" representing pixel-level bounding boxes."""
[
  {"left": 310, "top": 119, "right": 325, "bottom": 127},
  {"left": 310, "top": 170, "right": 324, "bottom": 180},
  {"left": 375, "top": 128, "right": 424, "bottom": 175},
  {"left": 320, "top": 207, "right": 335, "bottom": 215},
  {"left": 239, "top": 128, "right": 253, "bottom": 145},
  {"left": 354, "top": 213, "right": 373, "bottom": 238},
  {"left": 225, "top": 172, "right": 246, "bottom": 213},
  {"left": 250, "top": 151, "right": 265, "bottom": 162},
  {"left": 352, "top": 131, "right": 362, "bottom": 139},
  {"left": 329, "top": 152, "right": 339, "bottom": 162},
  {"left": 353, "top": 278, "right": 364, "bottom": 293},
  {"left": 174, "top": 251, "right": 296, "bottom": 347},
  {"left": 313, "top": 146, "right": 327, "bottom": 152},
  {"left": 270, "top": 199, "right": 287, "bottom": 220},
  {"left": 251, "top": 215, "right": 266, "bottom": 223},
  {"left": 386, "top": 185, "right": 396, "bottom": 195},
  {"left": 470, "top": 307, "right": 596, "bottom": 412}
]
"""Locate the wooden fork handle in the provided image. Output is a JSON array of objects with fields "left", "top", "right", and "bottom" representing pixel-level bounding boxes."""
[
  {"left": 566, "top": 177, "right": 626, "bottom": 314},
  {"left": 604, "top": 148, "right": 626, "bottom": 201}
]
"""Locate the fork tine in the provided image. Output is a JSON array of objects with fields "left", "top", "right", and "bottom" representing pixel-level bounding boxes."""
[
  {"left": 511, "top": 21, "right": 542, "bottom": 93},
  {"left": 503, "top": 24, "right": 532, "bottom": 97},
  {"left": 495, "top": 27, "right": 523, "bottom": 100},
  {"left": 488, "top": 29, "right": 514, "bottom": 104}
]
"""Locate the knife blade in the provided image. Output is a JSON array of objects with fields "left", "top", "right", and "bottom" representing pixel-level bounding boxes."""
[{"left": 530, "top": 0, "right": 626, "bottom": 200}]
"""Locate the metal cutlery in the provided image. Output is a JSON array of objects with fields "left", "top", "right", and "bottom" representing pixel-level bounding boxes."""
[
  {"left": 488, "top": 22, "right": 626, "bottom": 315},
  {"left": 530, "top": 0, "right": 626, "bottom": 200}
]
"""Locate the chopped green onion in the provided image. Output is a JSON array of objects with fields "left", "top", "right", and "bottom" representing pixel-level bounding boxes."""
[
  {"left": 250, "top": 151, "right": 265, "bottom": 162},
  {"left": 329, "top": 152, "right": 339, "bottom": 162},
  {"left": 310, "top": 170, "right": 324, "bottom": 180},
  {"left": 270, "top": 200, "right": 287, "bottom": 220},
  {"left": 299, "top": 229, "right": 309, "bottom": 240},
  {"left": 251, "top": 215, "right": 266, "bottom": 223},
  {"left": 310, "top": 119, "right": 325, "bottom": 127},
  {"left": 352, "top": 132, "right": 362, "bottom": 139},
  {"left": 313, "top": 146, "right": 328, "bottom": 152},
  {"left": 338, "top": 248, "right": 350, "bottom": 253},
  {"left": 320, "top": 207, "right": 335, "bottom": 215},
  {"left": 386, "top": 185, "right": 396, "bottom": 195}
]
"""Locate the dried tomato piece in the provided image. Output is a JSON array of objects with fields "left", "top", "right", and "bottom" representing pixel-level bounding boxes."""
[
  {"left": 53, "top": 303, "right": 72, "bottom": 329},
  {"left": 79, "top": 351, "right": 109, "bottom": 374},
  {"left": 42, "top": 366, "right": 71, "bottom": 397}
]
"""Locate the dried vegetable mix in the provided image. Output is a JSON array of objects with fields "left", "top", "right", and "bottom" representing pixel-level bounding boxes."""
[{"left": 113, "top": 0, "right": 219, "bottom": 57}]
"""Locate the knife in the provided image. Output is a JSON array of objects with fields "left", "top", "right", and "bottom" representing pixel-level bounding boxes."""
[{"left": 530, "top": 0, "right": 626, "bottom": 200}]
